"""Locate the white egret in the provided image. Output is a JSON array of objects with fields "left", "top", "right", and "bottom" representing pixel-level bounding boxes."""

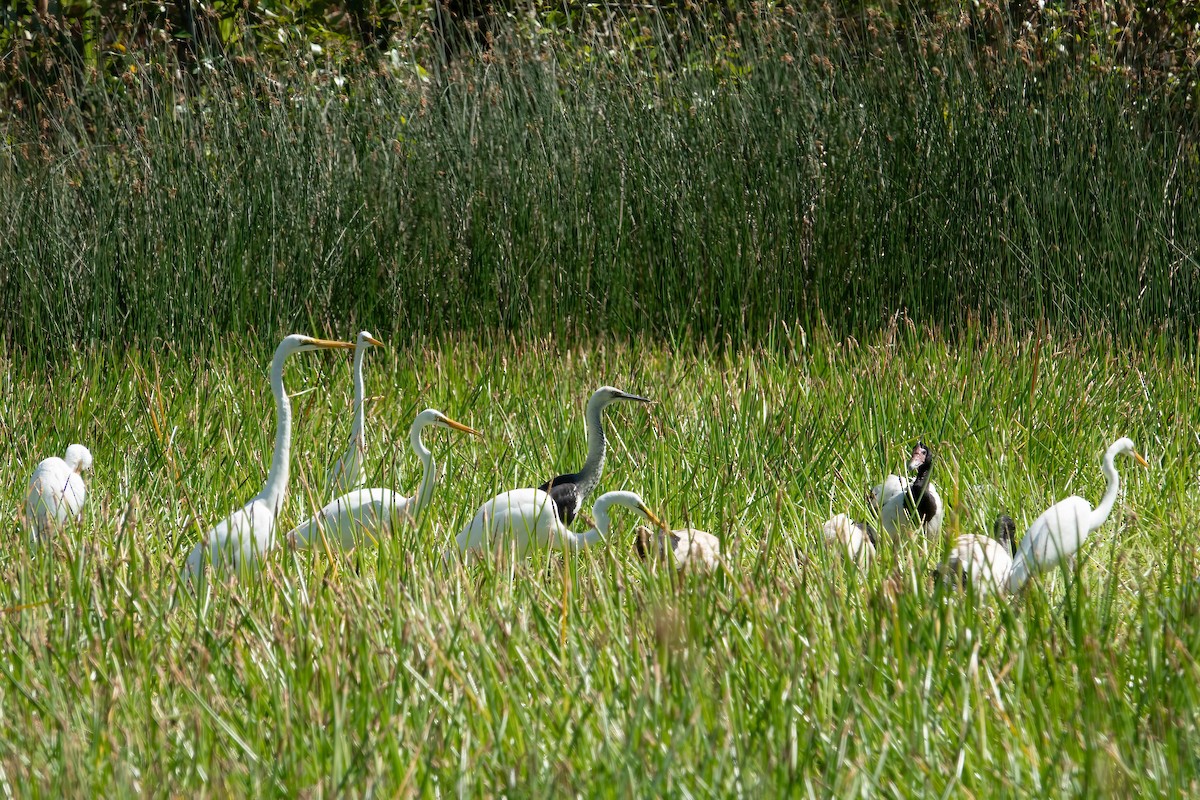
[
  {"left": 634, "top": 525, "right": 721, "bottom": 573},
  {"left": 938, "top": 514, "right": 1017, "bottom": 596},
  {"left": 24, "top": 444, "right": 93, "bottom": 543},
  {"left": 324, "top": 330, "right": 385, "bottom": 498},
  {"left": 183, "top": 334, "right": 355, "bottom": 580},
  {"left": 822, "top": 513, "right": 877, "bottom": 569},
  {"left": 1007, "top": 437, "right": 1147, "bottom": 593},
  {"left": 538, "top": 386, "right": 651, "bottom": 524},
  {"left": 455, "top": 488, "right": 663, "bottom": 563},
  {"left": 874, "top": 442, "right": 944, "bottom": 537},
  {"left": 288, "top": 408, "right": 481, "bottom": 550}
]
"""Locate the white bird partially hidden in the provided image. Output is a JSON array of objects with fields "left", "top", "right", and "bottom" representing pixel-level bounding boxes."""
[
  {"left": 183, "top": 334, "right": 355, "bottom": 581},
  {"left": 25, "top": 444, "right": 94, "bottom": 543},
  {"left": 938, "top": 514, "right": 1017, "bottom": 597},
  {"left": 455, "top": 488, "right": 663, "bottom": 563},
  {"left": 324, "top": 330, "right": 384, "bottom": 498},
  {"left": 822, "top": 513, "right": 877, "bottom": 569},
  {"left": 288, "top": 409, "right": 481, "bottom": 550},
  {"left": 635, "top": 525, "right": 721, "bottom": 573},
  {"left": 1007, "top": 437, "right": 1148, "bottom": 593}
]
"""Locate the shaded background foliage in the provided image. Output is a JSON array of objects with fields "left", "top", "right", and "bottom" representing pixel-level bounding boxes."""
[{"left": 1, "top": 1, "right": 1199, "bottom": 357}]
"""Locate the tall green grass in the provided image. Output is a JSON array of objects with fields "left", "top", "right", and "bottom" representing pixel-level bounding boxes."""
[
  {"left": 0, "top": 328, "right": 1197, "bottom": 793},
  {"left": 2, "top": 16, "right": 1197, "bottom": 356}
]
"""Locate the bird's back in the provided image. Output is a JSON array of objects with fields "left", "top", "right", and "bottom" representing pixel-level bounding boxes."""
[
  {"left": 872, "top": 474, "right": 908, "bottom": 511},
  {"left": 671, "top": 528, "right": 720, "bottom": 572},
  {"left": 880, "top": 481, "right": 941, "bottom": 536},
  {"left": 458, "top": 488, "right": 556, "bottom": 557},
  {"left": 538, "top": 473, "right": 582, "bottom": 524},
  {"left": 823, "top": 514, "right": 874, "bottom": 566},
  {"left": 26, "top": 457, "right": 85, "bottom": 538},
  {"left": 879, "top": 490, "right": 908, "bottom": 535},
  {"left": 949, "top": 534, "right": 1012, "bottom": 594},
  {"left": 292, "top": 488, "right": 404, "bottom": 549},
  {"left": 1009, "top": 495, "right": 1091, "bottom": 590}
]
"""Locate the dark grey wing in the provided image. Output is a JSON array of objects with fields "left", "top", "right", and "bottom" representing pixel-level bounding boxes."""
[
  {"left": 545, "top": 482, "right": 582, "bottom": 525},
  {"left": 904, "top": 486, "right": 939, "bottom": 528},
  {"left": 539, "top": 472, "right": 583, "bottom": 525}
]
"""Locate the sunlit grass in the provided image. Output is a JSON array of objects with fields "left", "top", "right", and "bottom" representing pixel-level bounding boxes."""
[{"left": 0, "top": 326, "right": 1197, "bottom": 794}]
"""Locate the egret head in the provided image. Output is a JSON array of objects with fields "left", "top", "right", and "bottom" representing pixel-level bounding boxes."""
[
  {"left": 357, "top": 330, "right": 385, "bottom": 349},
  {"left": 65, "top": 444, "right": 93, "bottom": 473},
  {"left": 1109, "top": 437, "right": 1149, "bottom": 467},
  {"left": 591, "top": 386, "right": 652, "bottom": 407},
  {"left": 908, "top": 441, "right": 932, "bottom": 472},
  {"left": 993, "top": 513, "right": 1017, "bottom": 554},
  {"left": 592, "top": 491, "right": 664, "bottom": 533},
  {"left": 412, "top": 408, "right": 483, "bottom": 438}
]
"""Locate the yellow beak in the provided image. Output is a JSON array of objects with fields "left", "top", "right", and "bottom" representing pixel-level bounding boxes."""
[
  {"left": 309, "top": 338, "right": 357, "bottom": 350},
  {"left": 364, "top": 335, "right": 385, "bottom": 348},
  {"left": 442, "top": 417, "right": 483, "bottom": 437},
  {"left": 640, "top": 506, "right": 668, "bottom": 532},
  {"left": 1133, "top": 451, "right": 1149, "bottom": 468}
]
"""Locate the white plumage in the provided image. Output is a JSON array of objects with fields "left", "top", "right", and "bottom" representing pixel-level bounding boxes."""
[
  {"left": 25, "top": 444, "right": 93, "bottom": 543},
  {"left": 1007, "top": 437, "right": 1147, "bottom": 593},
  {"left": 634, "top": 525, "right": 720, "bottom": 573},
  {"left": 455, "top": 488, "right": 662, "bottom": 563},
  {"left": 822, "top": 513, "right": 877, "bottom": 569},
  {"left": 324, "top": 330, "right": 384, "bottom": 498},
  {"left": 869, "top": 474, "right": 908, "bottom": 516},
  {"left": 183, "top": 334, "right": 355, "bottom": 581},
  {"left": 940, "top": 514, "right": 1016, "bottom": 596},
  {"left": 289, "top": 409, "right": 479, "bottom": 550}
]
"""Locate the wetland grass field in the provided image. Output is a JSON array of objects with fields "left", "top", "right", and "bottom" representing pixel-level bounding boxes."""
[
  {"left": 3, "top": 3, "right": 1200, "bottom": 795},
  {"left": 2, "top": 331, "right": 1200, "bottom": 794}
]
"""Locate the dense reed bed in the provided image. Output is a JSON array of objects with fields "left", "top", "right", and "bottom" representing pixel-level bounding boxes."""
[{"left": 2, "top": 11, "right": 1198, "bottom": 355}]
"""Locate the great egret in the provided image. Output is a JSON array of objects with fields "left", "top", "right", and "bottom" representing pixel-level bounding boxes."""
[
  {"left": 325, "top": 330, "right": 385, "bottom": 498},
  {"left": 455, "top": 488, "right": 663, "bottom": 563},
  {"left": 24, "top": 444, "right": 93, "bottom": 543},
  {"left": 288, "top": 408, "right": 481, "bottom": 550},
  {"left": 875, "top": 442, "right": 944, "bottom": 537},
  {"left": 634, "top": 525, "right": 721, "bottom": 573},
  {"left": 538, "top": 386, "right": 651, "bottom": 524},
  {"left": 1007, "top": 437, "right": 1148, "bottom": 593},
  {"left": 937, "top": 514, "right": 1017, "bottom": 596},
  {"left": 822, "top": 513, "right": 877, "bottom": 569},
  {"left": 183, "top": 334, "right": 355, "bottom": 580}
]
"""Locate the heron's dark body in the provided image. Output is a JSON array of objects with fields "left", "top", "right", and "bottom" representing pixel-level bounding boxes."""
[
  {"left": 538, "top": 475, "right": 584, "bottom": 524},
  {"left": 903, "top": 446, "right": 938, "bottom": 527}
]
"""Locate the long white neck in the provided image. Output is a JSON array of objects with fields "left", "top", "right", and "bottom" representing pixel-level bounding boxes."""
[
  {"left": 410, "top": 421, "right": 437, "bottom": 516},
  {"left": 575, "top": 393, "right": 610, "bottom": 498},
  {"left": 350, "top": 343, "right": 367, "bottom": 447},
  {"left": 1087, "top": 444, "right": 1123, "bottom": 532},
  {"left": 257, "top": 347, "right": 293, "bottom": 514},
  {"left": 557, "top": 491, "right": 634, "bottom": 551}
]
